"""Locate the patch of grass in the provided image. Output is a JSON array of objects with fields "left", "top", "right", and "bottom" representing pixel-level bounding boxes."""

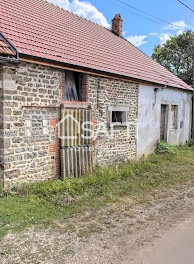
[{"left": 0, "top": 145, "right": 194, "bottom": 239}]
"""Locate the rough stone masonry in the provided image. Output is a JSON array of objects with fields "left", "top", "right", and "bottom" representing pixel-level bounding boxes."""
[{"left": 0, "top": 61, "right": 138, "bottom": 188}]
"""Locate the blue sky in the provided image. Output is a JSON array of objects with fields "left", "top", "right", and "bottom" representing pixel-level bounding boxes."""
[{"left": 48, "top": 0, "right": 194, "bottom": 56}]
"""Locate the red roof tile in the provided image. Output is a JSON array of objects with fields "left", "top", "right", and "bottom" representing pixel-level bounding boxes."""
[{"left": 0, "top": 0, "right": 192, "bottom": 90}]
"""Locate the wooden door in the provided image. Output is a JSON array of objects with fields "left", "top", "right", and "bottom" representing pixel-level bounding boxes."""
[{"left": 60, "top": 109, "right": 93, "bottom": 178}]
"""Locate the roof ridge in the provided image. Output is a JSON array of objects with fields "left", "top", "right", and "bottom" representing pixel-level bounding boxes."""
[{"left": 44, "top": 0, "right": 110, "bottom": 32}]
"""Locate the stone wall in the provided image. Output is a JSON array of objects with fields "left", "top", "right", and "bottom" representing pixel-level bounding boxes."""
[
  {"left": 1, "top": 61, "right": 139, "bottom": 187},
  {"left": 0, "top": 65, "right": 4, "bottom": 185},
  {"left": 1, "top": 62, "right": 64, "bottom": 187},
  {"left": 88, "top": 75, "right": 138, "bottom": 166}
]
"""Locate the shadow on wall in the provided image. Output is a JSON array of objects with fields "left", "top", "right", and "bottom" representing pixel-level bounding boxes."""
[{"left": 0, "top": 166, "right": 4, "bottom": 190}]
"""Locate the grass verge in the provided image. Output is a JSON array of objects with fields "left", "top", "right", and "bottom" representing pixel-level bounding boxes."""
[{"left": 0, "top": 144, "right": 194, "bottom": 240}]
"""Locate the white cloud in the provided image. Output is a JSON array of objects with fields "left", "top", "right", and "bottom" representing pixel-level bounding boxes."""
[
  {"left": 47, "top": 0, "right": 110, "bottom": 28},
  {"left": 159, "top": 33, "right": 170, "bottom": 45},
  {"left": 149, "top": 32, "right": 158, "bottom": 36},
  {"left": 177, "top": 29, "right": 184, "bottom": 35},
  {"left": 159, "top": 20, "right": 188, "bottom": 44},
  {"left": 164, "top": 20, "right": 188, "bottom": 31},
  {"left": 127, "top": 35, "right": 147, "bottom": 47}
]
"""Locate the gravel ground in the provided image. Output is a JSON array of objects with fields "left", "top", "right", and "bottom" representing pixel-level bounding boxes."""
[{"left": 1, "top": 181, "right": 194, "bottom": 264}]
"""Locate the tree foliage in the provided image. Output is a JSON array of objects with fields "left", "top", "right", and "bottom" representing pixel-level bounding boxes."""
[{"left": 152, "top": 30, "right": 194, "bottom": 85}]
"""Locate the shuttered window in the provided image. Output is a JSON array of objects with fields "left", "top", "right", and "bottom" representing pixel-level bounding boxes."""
[{"left": 64, "top": 71, "right": 88, "bottom": 102}]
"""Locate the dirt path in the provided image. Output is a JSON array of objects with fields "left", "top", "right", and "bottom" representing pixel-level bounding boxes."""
[
  {"left": 1, "top": 180, "right": 194, "bottom": 264},
  {"left": 132, "top": 216, "right": 194, "bottom": 264}
]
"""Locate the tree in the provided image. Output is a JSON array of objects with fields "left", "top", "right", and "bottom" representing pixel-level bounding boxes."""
[{"left": 152, "top": 30, "right": 194, "bottom": 85}]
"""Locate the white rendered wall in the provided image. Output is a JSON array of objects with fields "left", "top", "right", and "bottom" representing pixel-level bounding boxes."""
[{"left": 137, "top": 85, "right": 192, "bottom": 157}]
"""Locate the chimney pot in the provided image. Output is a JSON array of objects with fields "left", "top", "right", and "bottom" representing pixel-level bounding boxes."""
[{"left": 112, "top": 14, "right": 123, "bottom": 37}]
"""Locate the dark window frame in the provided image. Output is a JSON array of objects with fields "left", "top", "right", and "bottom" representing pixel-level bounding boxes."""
[{"left": 108, "top": 105, "right": 130, "bottom": 126}]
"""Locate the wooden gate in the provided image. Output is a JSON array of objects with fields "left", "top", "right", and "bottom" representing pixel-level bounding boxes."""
[{"left": 60, "top": 109, "right": 93, "bottom": 178}]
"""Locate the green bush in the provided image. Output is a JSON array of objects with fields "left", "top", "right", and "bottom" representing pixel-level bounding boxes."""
[
  {"left": 187, "top": 139, "right": 194, "bottom": 147},
  {"left": 156, "top": 141, "right": 177, "bottom": 155}
]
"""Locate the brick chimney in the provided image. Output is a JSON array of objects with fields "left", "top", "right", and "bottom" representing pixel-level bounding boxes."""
[{"left": 112, "top": 14, "right": 123, "bottom": 37}]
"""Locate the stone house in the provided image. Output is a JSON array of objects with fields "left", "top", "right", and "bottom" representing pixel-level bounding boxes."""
[{"left": 0, "top": 0, "right": 193, "bottom": 187}]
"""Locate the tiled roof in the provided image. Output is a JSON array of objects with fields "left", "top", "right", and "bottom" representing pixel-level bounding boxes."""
[
  {"left": 0, "top": 0, "right": 192, "bottom": 90},
  {"left": 0, "top": 38, "right": 15, "bottom": 56}
]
